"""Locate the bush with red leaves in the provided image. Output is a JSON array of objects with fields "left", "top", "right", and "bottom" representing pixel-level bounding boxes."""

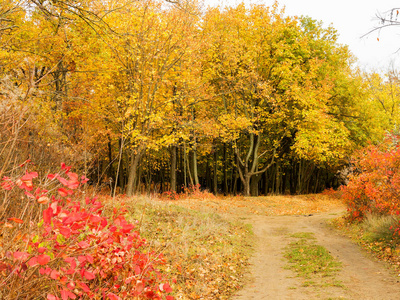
[{"left": 0, "top": 163, "right": 173, "bottom": 300}]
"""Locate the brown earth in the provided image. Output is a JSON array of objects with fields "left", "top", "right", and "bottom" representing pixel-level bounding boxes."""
[{"left": 232, "top": 209, "right": 400, "bottom": 300}]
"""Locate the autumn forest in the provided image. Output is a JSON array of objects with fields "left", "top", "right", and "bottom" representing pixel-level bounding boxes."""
[{"left": 1, "top": 0, "right": 399, "bottom": 198}]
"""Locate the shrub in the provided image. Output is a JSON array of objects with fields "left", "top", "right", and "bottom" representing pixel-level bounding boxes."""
[
  {"left": 0, "top": 163, "right": 173, "bottom": 300},
  {"left": 342, "top": 134, "right": 400, "bottom": 221}
]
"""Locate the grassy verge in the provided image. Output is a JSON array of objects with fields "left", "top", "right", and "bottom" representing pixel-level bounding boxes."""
[
  {"left": 332, "top": 214, "right": 400, "bottom": 273},
  {"left": 106, "top": 196, "right": 254, "bottom": 300},
  {"left": 284, "top": 232, "right": 342, "bottom": 288}
]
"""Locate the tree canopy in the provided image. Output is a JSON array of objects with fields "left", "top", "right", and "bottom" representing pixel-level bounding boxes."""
[{"left": 0, "top": 0, "right": 394, "bottom": 196}]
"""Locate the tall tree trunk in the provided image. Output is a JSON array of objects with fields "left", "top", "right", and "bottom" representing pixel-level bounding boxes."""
[
  {"left": 126, "top": 148, "right": 144, "bottom": 197},
  {"left": 170, "top": 145, "right": 177, "bottom": 192},
  {"left": 213, "top": 144, "right": 218, "bottom": 195},
  {"left": 185, "top": 143, "right": 193, "bottom": 187},
  {"left": 117, "top": 137, "right": 125, "bottom": 194},
  {"left": 192, "top": 138, "right": 199, "bottom": 186},
  {"left": 250, "top": 174, "right": 262, "bottom": 196},
  {"left": 223, "top": 142, "right": 228, "bottom": 196},
  {"left": 107, "top": 135, "right": 113, "bottom": 195}
]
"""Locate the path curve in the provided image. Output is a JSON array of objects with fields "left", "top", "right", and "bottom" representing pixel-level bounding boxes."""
[{"left": 233, "top": 210, "right": 400, "bottom": 300}]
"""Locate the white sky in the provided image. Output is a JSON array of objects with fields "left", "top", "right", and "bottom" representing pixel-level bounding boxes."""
[{"left": 203, "top": 0, "right": 400, "bottom": 72}]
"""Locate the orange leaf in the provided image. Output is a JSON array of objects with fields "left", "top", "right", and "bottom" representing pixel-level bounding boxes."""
[{"left": 7, "top": 217, "right": 23, "bottom": 224}]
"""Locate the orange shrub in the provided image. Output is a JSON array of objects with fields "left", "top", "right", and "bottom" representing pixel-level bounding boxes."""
[{"left": 342, "top": 134, "right": 400, "bottom": 221}]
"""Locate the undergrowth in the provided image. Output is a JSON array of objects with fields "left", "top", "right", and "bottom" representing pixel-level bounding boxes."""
[
  {"left": 284, "top": 232, "right": 342, "bottom": 288},
  {"left": 104, "top": 196, "right": 254, "bottom": 300},
  {"left": 332, "top": 214, "right": 400, "bottom": 273}
]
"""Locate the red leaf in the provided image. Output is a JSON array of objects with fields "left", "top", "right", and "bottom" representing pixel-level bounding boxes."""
[
  {"left": 67, "top": 180, "right": 80, "bottom": 189},
  {"left": 1, "top": 178, "right": 13, "bottom": 190},
  {"left": 43, "top": 207, "right": 53, "bottom": 224},
  {"left": 21, "top": 172, "right": 38, "bottom": 181},
  {"left": 50, "top": 269, "right": 60, "bottom": 279},
  {"left": 89, "top": 215, "right": 102, "bottom": 224},
  {"left": 166, "top": 296, "right": 174, "bottom": 300},
  {"left": 61, "top": 163, "right": 71, "bottom": 173},
  {"left": 38, "top": 247, "right": 47, "bottom": 253},
  {"left": 40, "top": 267, "right": 51, "bottom": 275},
  {"left": 78, "top": 256, "right": 86, "bottom": 264},
  {"left": 136, "top": 280, "right": 144, "bottom": 293},
  {"left": 77, "top": 281, "right": 91, "bottom": 293},
  {"left": 67, "top": 172, "right": 79, "bottom": 181},
  {"left": 37, "top": 254, "right": 51, "bottom": 265},
  {"left": 78, "top": 241, "right": 90, "bottom": 249},
  {"left": 7, "top": 217, "right": 23, "bottom": 224},
  {"left": 47, "top": 173, "right": 58, "bottom": 180},
  {"left": 107, "top": 293, "right": 121, "bottom": 300},
  {"left": 64, "top": 257, "right": 76, "bottom": 274},
  {"left": 86, "top": 254, "right": 94, "bottom": 264},
  {"left": 59, "top": 226, "right": 71, "bottom": 238},
  {"left": 58, "top": 187, "right": 73, "bottom": 197},
  {"left": 61, "top": 289, "right": 76, "bottom": 300},
  {"left": 83, "top": 269, "right": 95, "bottom": 280},
  {"left": 38, "top": 196, "right": 50, "bottom": 204},
  {"left": 135, "top": 265, "right": 141, "bottom": 275},
  {"left": 160, "top": 282, "right": 173, "bottom": 293},
  {"left": 47, "top": 294, "right": 58, "bottom": 300},
  {"left": 28, "top": 257, "right": 38, "bottom": 267},
  {"left": 13, "top": 251, "right": 29, "bottom": 261}
]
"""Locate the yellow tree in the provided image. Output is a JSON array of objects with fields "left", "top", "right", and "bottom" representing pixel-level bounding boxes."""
[
  {"left": 101, "top": 0, "right": 201, "bottom": 195},
  {"left": 202, "top": 4, "right": 364, "bottom": 196}
]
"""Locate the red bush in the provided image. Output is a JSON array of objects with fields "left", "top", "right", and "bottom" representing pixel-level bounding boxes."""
[
  {"left": 0, "top": 163, "right": 173, "bottom": 300},
  {"left": 342, "top": 134, "right": 400, "bottom": 221}
]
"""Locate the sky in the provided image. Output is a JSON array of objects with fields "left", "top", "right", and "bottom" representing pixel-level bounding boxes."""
[{"left": 203, "top": 0, "right": 400, "bottom": 72}]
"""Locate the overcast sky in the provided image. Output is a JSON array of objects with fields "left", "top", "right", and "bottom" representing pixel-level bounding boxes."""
[{"left": 203, "top": 0, "right": 400, "bottom": 72}]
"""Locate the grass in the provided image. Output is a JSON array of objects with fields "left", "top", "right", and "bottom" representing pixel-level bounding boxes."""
[
  {"left": 104, "top": 195, "right": 254, "bottom": 300},
  {"left": 332, "top": 213, "right": 400, "bottom": 272},
  {"left": 173, "top": 194, "right": 345, "bottom": 217},
  {"left": 284, "top": 232, "right": 342, "bottom": 288}
]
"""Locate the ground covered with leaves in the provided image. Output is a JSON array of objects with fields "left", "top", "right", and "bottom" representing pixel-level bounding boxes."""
[
  {"left": 332, "top": 214, "right": 400, "bottom": 275},
  {"left": 171, "top": 194, "right": 344, "bottom": 217},
  {"left": 103, "top": 196, "right": 254, "bottom": 300}
]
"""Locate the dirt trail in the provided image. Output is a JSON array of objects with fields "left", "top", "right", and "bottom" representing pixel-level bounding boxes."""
[{"left": 233, "top": 210, "right": 400, "bottom": 300}]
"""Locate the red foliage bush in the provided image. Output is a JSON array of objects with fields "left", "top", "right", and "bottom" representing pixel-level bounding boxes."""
[
  {"left": 342, "top": 134, "right": 400, "bottom": 222},
  {"left": 0, "top": 163, "right": 173, "bottom": 300}
]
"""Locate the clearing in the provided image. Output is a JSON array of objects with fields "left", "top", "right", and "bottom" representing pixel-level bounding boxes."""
[{"left": 174, "top": 195, "right": 400, "bottom": 299}]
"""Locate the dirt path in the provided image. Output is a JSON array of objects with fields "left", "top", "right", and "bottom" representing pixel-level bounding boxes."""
[{"left": 233, "top": 210, "right": 400, "bottom": 300}]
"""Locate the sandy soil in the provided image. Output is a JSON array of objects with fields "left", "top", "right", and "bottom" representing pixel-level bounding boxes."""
[{"left": 232, "top": 209, "right": 400, "bottom": 300}]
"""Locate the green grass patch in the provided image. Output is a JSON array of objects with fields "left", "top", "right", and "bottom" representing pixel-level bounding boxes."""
[
  {"left": 110, "top": 196, "right": 254, "bottom": 299},
  {"left": 284, "top": 232, "right": 342, "bottom": 288}
]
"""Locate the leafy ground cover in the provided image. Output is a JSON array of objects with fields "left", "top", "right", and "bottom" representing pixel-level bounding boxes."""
[
  {"left": 332, "top": 214, "right": 400, "bottom": 274},
  {"left": 101, "top": 196, "right": 254, "bottom": 300},
  {"left": 284, "top": 232, "right": 342, "bottom": 289},
  {"left": 170, "top": 194, "right": 345, "bottom": 217}
]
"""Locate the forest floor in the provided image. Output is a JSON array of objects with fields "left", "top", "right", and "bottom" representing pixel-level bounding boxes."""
[{"left": 172, "top": 195, "right": 400, "bottom": 299}]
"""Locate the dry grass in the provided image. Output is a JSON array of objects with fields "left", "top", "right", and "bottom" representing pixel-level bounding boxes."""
[
  {"left": 101, "top": 195, "right": 254, "bottom": 300},
  {"left": 170, "top": 194, "right": 345, "bottom": 217}
]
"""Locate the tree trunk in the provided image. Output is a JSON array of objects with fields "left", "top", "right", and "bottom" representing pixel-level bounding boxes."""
[
  {"left": 126, "top": 148, "right": 144, "bottom": 197},
  {"left": 170, "top": 145, "right": 177, "bottom": 192},
  {"left": 117, "top": 138, "right": 125, "bottom": 194},
  {"left": 213, "top": 144, "right": 218, "bottom": 195},
  {"left": 250, "top": 174, "right": 262, "bottom": 196},
  {"left": 243, "top": 174, "right": 251, "bottom": 197},
  {"left": 192, "top": 139, "right": 199, "bottom": 186},
  {"left": 223, "top": 142, "right": 228, "bottom": 196}
]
